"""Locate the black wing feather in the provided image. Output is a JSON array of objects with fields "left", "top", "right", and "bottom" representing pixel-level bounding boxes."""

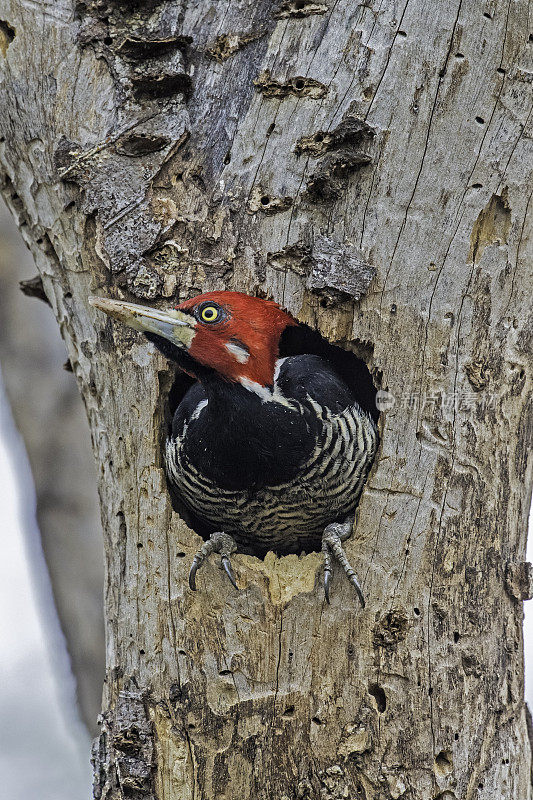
[
  {"left": 276, "top": 354, "right": 355, "bottom": 413},
  {"left": 172, "top": 381, "right": 207, "bottom": 439}
]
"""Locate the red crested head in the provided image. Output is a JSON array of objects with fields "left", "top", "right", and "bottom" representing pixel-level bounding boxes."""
[
  {"left": 89, "top": 290, "right": 297, "bottom": 389},
  {"left": 176, "top": 291, "right": 296, "bottom": 387}
]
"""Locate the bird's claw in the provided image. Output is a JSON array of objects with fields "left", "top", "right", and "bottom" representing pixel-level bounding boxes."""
[
  {"left": 323, "top": 567, "right": 332, "bottom": 605},
  {"left": 221, "top": 555, "right": 238, "bottom": 590},
  {"left": 189, "top": 556, "right": 201, "bottom": 591},
  {"left": 321, "top": 520, "right": 365, "bottom": 607},
  {"left": 347, "top": 572, "right": 365, "bottom": 608},
  {"left": 189, "top": 556, "right": 199, "bottom": 592},
  {"left": 188, "top": 532, "right": 239, "bottom": 592}
]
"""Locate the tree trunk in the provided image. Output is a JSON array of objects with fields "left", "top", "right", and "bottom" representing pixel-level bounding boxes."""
[{"left": 1, "top": 0, "right": 531, "bottom": 797}]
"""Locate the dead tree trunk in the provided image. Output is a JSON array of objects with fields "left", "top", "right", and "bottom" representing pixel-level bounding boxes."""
[{"left": 1, "top": 1, "right": 531, "bottom": 798}]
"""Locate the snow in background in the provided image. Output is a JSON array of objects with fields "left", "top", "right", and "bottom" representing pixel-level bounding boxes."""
[{"left": 0, "top": 374, "right": 92, "bottom": 800}]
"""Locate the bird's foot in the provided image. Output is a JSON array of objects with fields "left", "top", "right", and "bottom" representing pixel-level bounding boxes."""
[
  {"left": 189, "top": 532, "right": 238, "bottom": 592},
  {"left": 322, "top": 520, "right": 365, "bottom": 607}
]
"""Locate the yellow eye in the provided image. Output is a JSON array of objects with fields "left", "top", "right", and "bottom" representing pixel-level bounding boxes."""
[{"left": 200, "top": 305, "right": 219, "bottom": 323}]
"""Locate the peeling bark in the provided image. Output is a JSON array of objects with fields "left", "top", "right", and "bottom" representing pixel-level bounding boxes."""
[{"left": 1, "top": 0, "right": 532, "bottom": 798}]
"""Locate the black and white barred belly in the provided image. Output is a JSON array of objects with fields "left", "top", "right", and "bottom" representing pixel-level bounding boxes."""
[{"left": 165, "top": 397, "right": 378, "bottom": 556}]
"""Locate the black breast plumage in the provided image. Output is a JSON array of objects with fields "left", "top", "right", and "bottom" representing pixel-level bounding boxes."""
[{"left": 165, "top": 354, "right": 378, "bottom": 557}]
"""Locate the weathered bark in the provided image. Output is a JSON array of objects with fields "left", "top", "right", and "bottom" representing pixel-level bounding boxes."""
[
  {"left": 0, "top": 203, "right": 105, "bottom": 734},
  {"left": 1, "top": 0, "right": 532, "bottom": 798}
]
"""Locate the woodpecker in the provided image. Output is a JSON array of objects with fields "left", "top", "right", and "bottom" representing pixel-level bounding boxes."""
[{"left": 90, "top": 291, "right": 378, "bottom": 605}]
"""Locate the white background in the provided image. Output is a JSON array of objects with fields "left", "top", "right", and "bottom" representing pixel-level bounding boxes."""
[{"left": 0, "top": 384, "right": 92, "bottom": 800}]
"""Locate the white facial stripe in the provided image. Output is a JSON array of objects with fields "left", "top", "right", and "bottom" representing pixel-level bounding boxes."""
[
  {"left": 225, "top": 340, "right": 250, "bottom": 364},
  {"left": 239, "top": 377, "right": 273, "bottom": 402},
  {"left": 191, "top": 398, "right": 208, "bottom": 420},
  {"left": 273, "top": 357, "right": 288, "bottom": 386}
]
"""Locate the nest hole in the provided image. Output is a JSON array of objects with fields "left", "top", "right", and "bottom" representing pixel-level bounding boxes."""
[
  {"left": 0, "top": 20, "right": 15, "bottom": 53},
  {"left": 368, "top": 683, "right": 386, "bottom": 712},
  {"left": 164, "top": 317, "right": 379, "bottom": 558},
  {"left": 435, "top": 750, "right": 453, "bottom": 776}
]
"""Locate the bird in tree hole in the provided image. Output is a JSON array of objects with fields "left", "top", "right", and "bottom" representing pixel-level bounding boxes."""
[{"left": 90, "top": 291, "right": 379, "bottom": 605}]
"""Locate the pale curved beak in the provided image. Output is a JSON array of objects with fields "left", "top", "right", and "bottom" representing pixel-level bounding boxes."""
[{"left": 89, "top": 296, "right": 195, "bottom": 349}]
